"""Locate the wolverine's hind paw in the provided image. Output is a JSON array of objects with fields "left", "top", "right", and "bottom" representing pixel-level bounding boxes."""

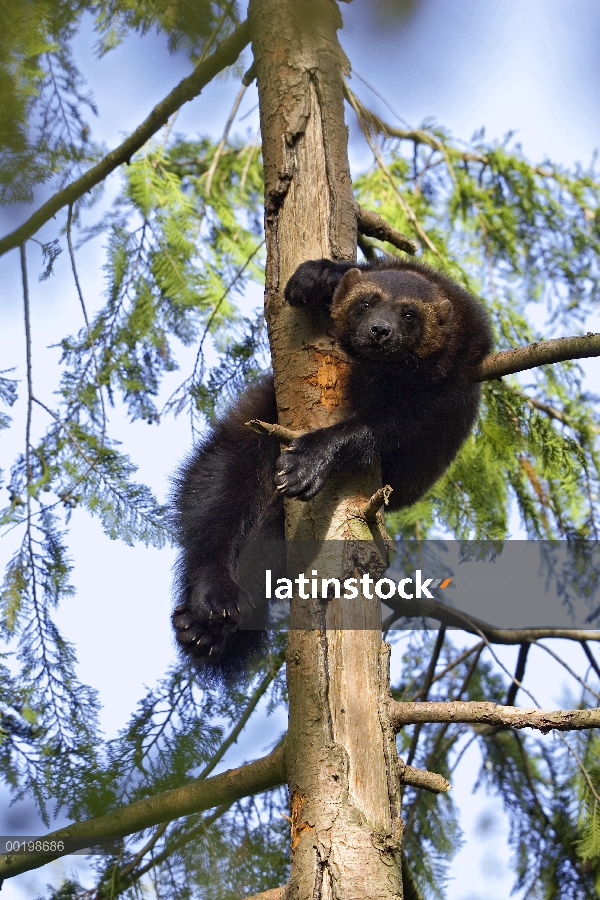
[{"left": 172, "top": 573, "right": 239, "bottom": 665}]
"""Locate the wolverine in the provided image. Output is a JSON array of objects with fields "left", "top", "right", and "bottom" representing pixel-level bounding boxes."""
[{"left": 171, "top": 256, "right": 493, "bottom": 677}]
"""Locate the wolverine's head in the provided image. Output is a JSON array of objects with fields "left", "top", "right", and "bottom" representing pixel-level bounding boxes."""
[{"left": 330, "top": 268, "right": 454, "bottom": 362}]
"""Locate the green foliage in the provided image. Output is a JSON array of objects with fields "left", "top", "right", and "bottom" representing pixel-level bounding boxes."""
[
  {"left": 36, "top": 641, "right": 289, "bottom": 899},
  {"left": 0, "top": 370, "right": 18, "bottom": 433},
  {"left": 0, "top": 0, "right": 101, "bottom": 203},
  {"left": 94, "top": 0, "right": 241, "bottom": 57},
  {"left": 359, "top": 124, "right": 600, "bottom": 541}
]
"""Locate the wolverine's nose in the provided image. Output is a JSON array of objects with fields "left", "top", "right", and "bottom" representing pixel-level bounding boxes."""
[{"left": 370, "top": 322, "right": 391, "bottom": 340}]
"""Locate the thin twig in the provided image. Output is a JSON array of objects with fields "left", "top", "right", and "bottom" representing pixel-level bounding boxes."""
[
  {"left": 20, "top": 245, "right": 65, "bottom": 743},
  {"left": 506, "top": 642, "right": 530, "bottom": 706},
  {"left": 581, "top": 641, "right": 600, "bottom": 682},
  {"left": 504, "top": 384, "right": 571, "bottom": 427},
  {"left": 533, "top": 640, "right": 600, "bottom": 703},
  {"left": 205, "top": 84, "right": 248, "bottom": 195},
  {"left": 118, "top": 822, "right": 169, "bottom": 880},
  {"left": 408, "top": 641, "right": 485, "bottom": 701},
  {"left": 67, "top": 204, "right": 107, "bottom": 445},
  {"left": 197, "top": 651, "right": 285, "bottom": 781}
]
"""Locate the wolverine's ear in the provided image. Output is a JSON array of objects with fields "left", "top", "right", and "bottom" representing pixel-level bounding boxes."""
[
  {"left": 436, "top": 298, "right": 453, "bottom": 325},
  {"left": 337, "top": 267, "right": 362, "bottom": 292},
  {"left": 332, "top": 267, "right": 362, "bottom": 310}
]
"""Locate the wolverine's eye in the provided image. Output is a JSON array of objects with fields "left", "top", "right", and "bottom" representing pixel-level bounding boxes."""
[
  {"left": 361, "top": 300, "right": 371, "bottom": 310},
  {"left": 403, "top": 311, "right": 414, "bottom": 321}
]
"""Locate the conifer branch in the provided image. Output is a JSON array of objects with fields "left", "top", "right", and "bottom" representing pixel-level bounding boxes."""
[
  {"left": 390, "top": 700, "right": 600, "bottom": 733},
  {"left": 117, "top": 803, "right": 233, "bottom": 891},
  {"left": 505, "top": 384, "right": 571, "bottom": 426},
  {"left": 0, "top": 21, "right": 252, "bottom": 259},
  {"left": 0, "top": 745, "right": 285, "bottom": 883},
  {"left": 66, "top": 204, "right": 107, "bottom": 444},
  {"left": 343, "top": 81, "right": 556, "bottom": 178},
  {"left": 196, "top": 650, "right": 285, "bottom": 780}
]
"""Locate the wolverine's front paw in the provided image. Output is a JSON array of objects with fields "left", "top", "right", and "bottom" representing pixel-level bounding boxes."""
[
  {"left": 172, "top": 572, "right": 239, "bottom": 664},
  {"left": 285, "top": 259, "right": 356, "bottom": 307},
  {"left": 274, "top": 434, "right": 334, "bottom": 501}
]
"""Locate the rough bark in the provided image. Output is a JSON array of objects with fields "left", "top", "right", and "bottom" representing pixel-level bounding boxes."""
[{"left": 249, "top": 3, "right": 403, "bottom": 899}]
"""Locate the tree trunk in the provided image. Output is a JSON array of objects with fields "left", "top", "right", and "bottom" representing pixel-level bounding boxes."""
[{"left": 249, "top": 3, "right": 404, "bottom": 898}]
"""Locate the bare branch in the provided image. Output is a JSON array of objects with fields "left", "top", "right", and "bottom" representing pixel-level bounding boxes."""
[
  {"left": 197, "top": 651, "right": 285, "bottom": 780},
  {"left": 0, "top": 745, "right": 285, "bottom": 882},
  {"left": 118, "top": 821, "right": 168, "bottom": 880},
  {"left": 405, "top": 641, "right": 485, "bottom": 701},
  {"left": 474, "top": 333, "right": 600, "bottom": 382},
  {"left": 345, "top": 86, "right": 439, "bottom": 255},
  {"left": 390, "top": 701, "right": 600, "bottom": 733},
  {"left": 361, "top": 484, "right": 393, "bottom": 521},
  {"left": 205, "top": 84, "right": 248, "bottom": 195},
  {"left": 245, "top": 419, "right": 299, "bottom": 444},
  {"left": 66, "top": 204, "right": 107, "bottom": 444},
  {"left": 533, "top": 640, "right": 600, "bottom": 703},
  {"left": 356, "top": 205, "right": 416, "bottom": 255},
  {"left": 0, "top": 21, "right": 252, "bottom": 258},
  {"left": 400, "top": 762, "right": 450, "bottom": 794}
]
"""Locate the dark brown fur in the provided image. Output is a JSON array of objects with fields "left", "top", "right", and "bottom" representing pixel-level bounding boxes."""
[{"left": 171, "top": 257, "right": 493, "bottom": 677}]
